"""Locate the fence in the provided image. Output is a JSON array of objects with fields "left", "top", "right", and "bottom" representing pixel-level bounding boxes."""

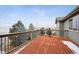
[
  {"left": 0, "top": 29, "right": 68, "bottom": 54},
  {"left": 0, "top": 30, "right": 41, "bottom": 54}
]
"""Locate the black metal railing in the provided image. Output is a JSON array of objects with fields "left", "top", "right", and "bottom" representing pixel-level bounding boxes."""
[{"left": 0, "top": 30, "right": 41, "bottom": 54}]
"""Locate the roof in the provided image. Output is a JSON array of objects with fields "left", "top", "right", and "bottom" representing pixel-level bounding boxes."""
[
  {"left": 55, "top": 6, "right": 79, "bottom": 24},
  {"left": 62, "top": 6, "right": 79, "bottom": 22},
  {"left": 55, "top": 17, "right": 64, "bottom": 24}
]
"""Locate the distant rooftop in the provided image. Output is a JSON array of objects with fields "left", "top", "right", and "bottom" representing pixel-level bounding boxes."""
[{"left": 55, "top": 17, "right": 64, "bottom": 24}]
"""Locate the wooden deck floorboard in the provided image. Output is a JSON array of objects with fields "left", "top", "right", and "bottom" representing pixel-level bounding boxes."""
[{"left": 18, "top": 35, "right": 73, "bottom": 54}]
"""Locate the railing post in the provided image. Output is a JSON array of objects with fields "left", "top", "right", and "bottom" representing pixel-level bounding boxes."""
[
  {"left": 30, "top": 31, "right": 32, "bottom": 40},
  {"left": 4, "top": 37, "right": 6, "bottom": 54}
]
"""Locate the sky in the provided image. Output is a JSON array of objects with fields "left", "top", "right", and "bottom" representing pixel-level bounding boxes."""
[{"left": 0, "top": 5, "right": 76, "bottom": 34}]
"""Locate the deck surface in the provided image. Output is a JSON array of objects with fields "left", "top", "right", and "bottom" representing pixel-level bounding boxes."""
[{"left": 18, "top": 35, "right": 73, "bottom": 54}]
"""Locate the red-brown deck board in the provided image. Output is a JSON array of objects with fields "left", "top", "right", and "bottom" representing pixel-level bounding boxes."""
[{"left": 18, "top": 35, "right": 73, "bottom": 54}]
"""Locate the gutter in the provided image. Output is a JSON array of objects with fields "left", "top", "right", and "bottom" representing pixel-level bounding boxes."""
[{"left": 61, "top": 6, "right": 79, "bottom": 22}]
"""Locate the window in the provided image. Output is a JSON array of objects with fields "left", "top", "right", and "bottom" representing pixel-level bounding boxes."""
[
  {"left": 69, "top": 15, "right": 79, "bottom": 31},
  {"left": 77, "top": 18, "right": 79, "bottom": 31},
  {"left": 72, "top": 15, "right": 79, "bottom": 31},
  {"left": 69, "top": 19, "right": 73, "bottom": 29},
  {"left": 72, "top": 19, "right": 77, "bottom": 30}
]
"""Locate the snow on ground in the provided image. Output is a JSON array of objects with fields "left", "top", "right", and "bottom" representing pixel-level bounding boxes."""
[{"left": 62, "top": 41, "right": 79, "bottom": 54}]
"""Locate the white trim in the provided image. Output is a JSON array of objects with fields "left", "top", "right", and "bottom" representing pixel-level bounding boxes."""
[
  {"left": 62, "top": 41, "right": 79, "bottom": 54},
  {"left": 68, "top": 29, "right": 79, "bottom": 32}
]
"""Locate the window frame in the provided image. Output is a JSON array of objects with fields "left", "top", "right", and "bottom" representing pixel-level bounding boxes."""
[{"left": 69, "top": 19, "right": 73, "bottom": 29}]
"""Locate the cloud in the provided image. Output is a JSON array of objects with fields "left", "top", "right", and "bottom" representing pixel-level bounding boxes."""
[{"left": 33, "top": 9, "right": 45, "bottom": 17}]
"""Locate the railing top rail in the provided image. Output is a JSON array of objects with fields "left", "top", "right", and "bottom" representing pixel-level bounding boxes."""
[
  {"left": 51, "top": 30, "right": 68, "bottom": 31},
  {"left": 0, "top": 30, "right": 40, "bottom": 37},
  {"left": 0, "top": 29, "right": 68, "bottom": 37}
]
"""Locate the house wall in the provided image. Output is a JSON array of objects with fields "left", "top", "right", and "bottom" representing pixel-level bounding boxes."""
[
  {"left": 64, "top": 14, "right": 79, "bottom": 44},
  {"left": 56, "top": 22, "right": 60, "bottom": 30},
  {"left": 56, "top": 22, "right": 64, "bottom": 36},
  {"left": 64, "top": 19, "right": 69, "bottom": 30},
  {"left": 59, "top": 22, "right": 64, "bottom": 36},
  {"left": 56, "top": 22, "right": 60, "bottom": 35}
]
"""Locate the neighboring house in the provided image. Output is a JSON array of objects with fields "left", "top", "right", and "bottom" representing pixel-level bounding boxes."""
[{"left": 55, "top": 6, "right": 79, "bottom": 44}]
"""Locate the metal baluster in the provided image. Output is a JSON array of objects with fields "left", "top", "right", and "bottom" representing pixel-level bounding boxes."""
[
  {"left": 0, "top": 37, "right": 3, "bottom": 54},
  {"left": 4, "top": 37, "right": 6, "bottom": 54},
  {"left": 12, "top": 35, "right": 16, "bottom": 48},
  {"left": 30, "top": 31, "right": 32, "bottom": 40},
  {"left": 12, "top": 35, "right": 15, "bottom": 49},
  {"left": 9, "top": 36, "right": 11, "bottom": 52},
  {"left": 15, "top": 35, "right": 17, "bottom": 47},
  {"left": 7, "top": 36, "right": 9, "bottom": 53},
  {"left": 9, "top": 35, "right": 14, "bottom": 52},
  {"left": 9, "top": 36, "right": 12, "bottom": 51}
]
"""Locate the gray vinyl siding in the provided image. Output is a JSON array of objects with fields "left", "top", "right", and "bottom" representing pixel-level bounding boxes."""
[
  {"left": 67, "top": 31, "right": 79, "bottom": 43},
  {"left": 64, "top": 14, "right": 79, "bottom": 44}
]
